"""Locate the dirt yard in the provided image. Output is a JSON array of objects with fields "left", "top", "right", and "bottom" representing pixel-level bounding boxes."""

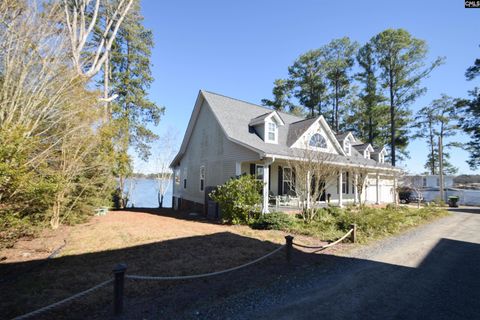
[{"left": 0, "top": 209, "right": 337, "bottom": 319}]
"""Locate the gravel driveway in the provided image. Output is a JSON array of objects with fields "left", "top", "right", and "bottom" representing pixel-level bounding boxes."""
[{"left": 187, "top": 208, "right": 480, "bottom": 320}]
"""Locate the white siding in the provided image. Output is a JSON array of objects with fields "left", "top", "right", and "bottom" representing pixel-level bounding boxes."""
[
  {"left": 175, "top": 100, "right": 259, "bottom": 204},
  {"left": 290, "top": 118, "right": 341, "bottom": 154}
]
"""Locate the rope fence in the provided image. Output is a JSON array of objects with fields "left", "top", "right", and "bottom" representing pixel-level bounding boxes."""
[
  {"left": 126, "top": 245, "right": 285, "bottom": 281},
  {"left": 12, "top": 279, "right": 112, "bottom": 320},
  {"left": 10, "top": 223, "right": 357, "bottom": 319}
]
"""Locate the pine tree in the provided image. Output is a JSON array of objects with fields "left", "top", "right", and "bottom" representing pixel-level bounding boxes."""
[
  {"left": 102, "top": 0, "right": 164, "bottom": 206},
  {"left": 414, "top": 95, "right": 461, "bottom": 175},
  {"left": 347, "top": 42, "right": 388, "bottom": 146},
  {"left": 287, "top": 49, "right": 329, "bottom": 118},
  {"left": 323, "top": 37, "right": 358, "bottom": 131},
  {"left": 371, "top": 29, "right": 443, "bottom": 166},
  {"left": 261, "top": 79, "right": 294, "bottom": 112},
  {"left": 460, "top": 52, "right": 480, "bottom": 169}
]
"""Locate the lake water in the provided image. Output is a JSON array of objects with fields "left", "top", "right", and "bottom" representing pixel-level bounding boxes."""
[{"left": 124, "top": 178, "right": 173, "bottom": 208}]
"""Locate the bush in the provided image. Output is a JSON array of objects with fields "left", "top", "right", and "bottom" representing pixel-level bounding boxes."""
[
  {"left": 209, "top": 175, "right": 262, "bottom": 224},
  {"left": 271, "top": 205, "right": 449, "bottom": 243},
  {"left": 251, "top": 212, "right": 294, "bottom": 230}
]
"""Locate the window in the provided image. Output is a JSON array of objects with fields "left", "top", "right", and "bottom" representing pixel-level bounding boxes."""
[
  {"left": 365, "top": 150, "right": 370, "bottom": 159},
  {"left": 200, "top": 166, "right": 205, "bottom": 191},
  {"left": 183, "top": 167, "right": 188, "bottom": 189},
  {"left": 256, "top": 165, "right": 264, "bottom": 180},
  {"left": 174, "top": 169, "right": 180, "bottom": 184},
  {"left": 379, "top": 153, "right": 385, "bottom": 163},
  {"left": 342, "top": 172, "right": 349, "bottom": 194},
  {"left": 266, "top": 121, "right": 277, "bottom": 142},
  {"left": 436, "top": 178, "right": 440, "bottom": 187},
  {"left": 283, "top": 167, "right": 295, "bottom": 195},
  {"left": 344, "top": 139, "right": 351, "bottom": 155},
  {"left": 309, "top": 133, "right": 327, "bottom": 149},
  {"left": 423, "top": 177, "right": 427, "bottom": 187}
]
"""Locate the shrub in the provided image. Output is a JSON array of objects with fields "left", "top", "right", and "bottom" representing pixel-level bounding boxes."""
[
  {"left": 276, "top": 205, "right": 449, "bottom": 243},
  {"left": 209, "top": 175, "right": 262, "bottom": 224},
  {"left": 251, "top": 212, "right": 294, "bottom": 230}
]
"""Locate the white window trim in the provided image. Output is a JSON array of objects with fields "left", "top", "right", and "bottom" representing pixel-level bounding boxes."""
[
  {"left": 183, "top": 167, "right": 188, "bottom": 189},
  {"left": 265, "top": 121, "right": 278, "bottom": 144},
  {"left": 174, "top": 168, "right": 180, "bottom": 185},
  {"left": 199, "top": 165, "right": 205, "bottom": 192},
  {"left": 309, "top": 133, "right": 328, "bottom": 150},
  {"left": 255, "top": 164, "right": 264, "bottom": 180},
  {"left": 344, "top": 139, "right": 351, "bottom": 156}
]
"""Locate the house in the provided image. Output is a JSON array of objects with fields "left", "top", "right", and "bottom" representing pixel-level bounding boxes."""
[
  {"left": 170, "top": 90, "right": 402, "bottom": 213},
  {"left": 403, "top": 175, "right": 454, "bottom": 189},
  {"left": 401, "top": 175, "right": 480, "bottom": 205}
]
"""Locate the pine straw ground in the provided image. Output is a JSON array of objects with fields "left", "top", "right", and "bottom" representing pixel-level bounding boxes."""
[{"left": 0, "top": 209, "right": 337, "bottom": 319}]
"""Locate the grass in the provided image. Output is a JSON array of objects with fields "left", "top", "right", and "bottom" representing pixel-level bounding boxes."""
[
  {"left": 252, "top": 205, "right": 449, "bottom": 243},
  {"left": 0, "top": 210, "right": 290, "bottom": 319}
]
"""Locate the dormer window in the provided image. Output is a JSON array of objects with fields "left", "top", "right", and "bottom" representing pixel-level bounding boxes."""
[
  {"left": 364, "top": 150, "right": 370, "bottom": 159},
  {"left": 344, "top": 139, "right": 351, "bottom": 156},
  {"left": 266, "top": 121, "right": 277, "bottom": 143},
  {"left": 379, "top": 153, "right": 385, "bottom": 163},
  {"left": 309, "top": 133, "right": 327, "bottom": 149}
]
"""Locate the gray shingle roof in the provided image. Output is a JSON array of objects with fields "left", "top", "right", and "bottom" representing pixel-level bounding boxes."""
[
  {"left": 185, "top": 91, "right": 396, "bottom": 170},
  {"left": 353, "top": 143, "right": 372, "bottom": 152},
  {"left": 287, "top": 117, "right": 318, "bottom": 146},
  {"left": 335, "top": 132, "right": 351, "bottom": 142}
]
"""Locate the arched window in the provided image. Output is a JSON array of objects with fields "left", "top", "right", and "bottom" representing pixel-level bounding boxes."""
[{"left": 309, "top": 133, "right": 327, "bottom": 149}]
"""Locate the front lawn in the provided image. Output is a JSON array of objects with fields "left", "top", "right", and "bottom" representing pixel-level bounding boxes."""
[{"left": 252, "top": 205, "right": 449, "bottom": 243}]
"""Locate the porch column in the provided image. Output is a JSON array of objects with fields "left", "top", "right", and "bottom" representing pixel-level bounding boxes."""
[
  {"left": 262, "top": 158, "right": 274, "bottom": 214},
  {"left": 393, "top": 175, "right": 398, "bottom": 204},
  {"left": 376, "top": 172, "right": 380, "bottom": 204},
  {"left": 354, "top": 173, "right": 359, "bottom": 205},
  {"left": 306, "top": 170, "right": 311, "bottom": 210},
  {"left": 262, "top": 164, "right": 269, "bottom": 214},
  {"left": 338, "top": 169, "right": 343, "bottom": 208}
]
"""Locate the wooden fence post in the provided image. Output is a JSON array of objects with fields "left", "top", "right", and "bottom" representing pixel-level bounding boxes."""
[
  {"left": 113, "top": 263, "right": 127, "bottom": 316},
  {"left": 349, "top": 224, "right": 356, "bottom": 243},
  {"left": 285, "top": 235, "right": 294, "bottom": 263}
]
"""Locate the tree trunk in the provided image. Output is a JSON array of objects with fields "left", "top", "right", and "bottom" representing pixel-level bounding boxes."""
[
  {"left": 335, "top": 80, "right": 339, "bottom": 131},
  {"left": 389, "top": 70, "right": 396, "bottom": 166}
]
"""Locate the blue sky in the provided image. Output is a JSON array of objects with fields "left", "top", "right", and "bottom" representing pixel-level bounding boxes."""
[{"left": 135, "top": 0, "right": 480, "bottom": 174}]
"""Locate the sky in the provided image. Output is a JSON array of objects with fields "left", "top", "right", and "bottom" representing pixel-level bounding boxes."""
[{"left": 135, "top": 0, "right": 480, "bottom": 175}]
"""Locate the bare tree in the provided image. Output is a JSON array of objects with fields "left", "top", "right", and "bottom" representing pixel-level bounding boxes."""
[
  {"left": 63, "top": 0, "right": 133, "bottom": 79},
  {"left": 0, "top": 1, "right": 112, "bottom": 228},
  {"left": 351, "top": 165, "right": 370, "bottom": 205},
  {"left": 153, "top": 130, "right": 178, "bottom": 208},
  {"left": 286, "top": 130, "right": 337, "bottom": 221},
  {"left": 401, "top": 174, "right": 424, "bottom": 208}
]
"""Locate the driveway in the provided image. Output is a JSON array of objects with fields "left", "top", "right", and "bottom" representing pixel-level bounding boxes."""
[{"left": 193, "top": 209, "right": 480, "bottom": 320}]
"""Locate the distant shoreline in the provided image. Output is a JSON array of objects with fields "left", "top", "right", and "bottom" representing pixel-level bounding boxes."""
[{"left": 130, "top": 173, "right": 172, "bottom": 179}]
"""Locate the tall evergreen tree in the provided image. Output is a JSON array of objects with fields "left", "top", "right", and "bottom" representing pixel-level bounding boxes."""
[
  {"left": 287, "top": 49, "right": 328, "bottom": 118},
  {"left": 102, "top": 0, "right": 164, "bottom": 205},
  {"left": 414, "top": 95, "right": 461, "bottom": 175},
  {"left": 323, "top": 37, "right": 358, "bottom": 131},
  {"left": 371, "top": 29, "right": 443, "bottom": 166},
  {"left": 348, "top": 42, "right": 388, "bottom": 146},
  {"left": 261, "top": 79, "right": 294, "bottom": 112},
  {"left": 460, "top": 51, "right": 480, "bottom": 169}
]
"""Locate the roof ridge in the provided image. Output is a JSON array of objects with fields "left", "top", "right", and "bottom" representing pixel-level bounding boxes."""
[
  {"left": 201, "top": 89, "right": 304, "bottom": 121},
  {"left": 289, "top": 116, "right": 318, "bottom": 125}
]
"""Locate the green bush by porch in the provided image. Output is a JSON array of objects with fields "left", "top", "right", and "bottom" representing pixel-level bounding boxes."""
[{"left": 209, "top": 175, "right": 263, "bottom": 224}]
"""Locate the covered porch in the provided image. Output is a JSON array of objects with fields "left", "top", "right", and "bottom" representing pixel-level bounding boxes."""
[{"left": 235, "top": 158, "right": 398, "bottom": 213}]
